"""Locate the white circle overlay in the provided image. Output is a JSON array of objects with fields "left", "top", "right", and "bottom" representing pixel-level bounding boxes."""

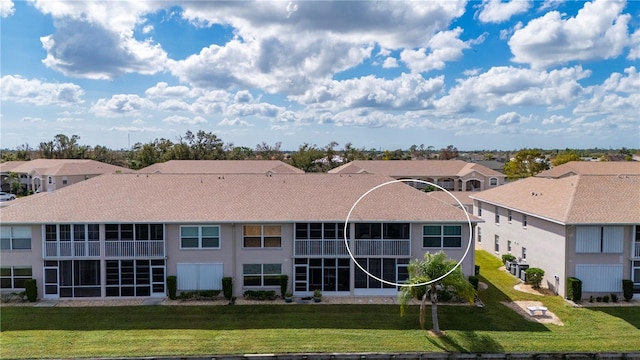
[{"left": 343, "top": 179, "right": 473, "bottom": 288}]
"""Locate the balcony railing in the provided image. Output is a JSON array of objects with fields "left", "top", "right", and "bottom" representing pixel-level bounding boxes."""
[
  {"left": 634, "top": 242, "right": 640, "bottom": 258},
  {"left": 105, "top": 241, "right": 164, "bottom": 257},
  {"left": 294, "top": 239, "right": 411, "bottom": 257},
  {"left": 354, "top": 239, "right": 411, "bottom": 256},
  {"left": 295, "top": 240, "right": 348, "bottom": 256},
  {"left": 44, "top": 241, "right": 100, "bottom": 258}
]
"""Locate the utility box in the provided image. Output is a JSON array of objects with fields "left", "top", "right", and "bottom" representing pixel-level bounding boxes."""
[{"left": 517, "top": 263, "right": 529, "bottom": 280}]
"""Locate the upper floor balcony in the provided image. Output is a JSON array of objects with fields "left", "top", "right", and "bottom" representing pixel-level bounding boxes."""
[
  {"left": 44, "top": 240, "right": 164, "bottom": 258},
  {"left": 294, "top": 239, "right": 411, "bottom": 257}
]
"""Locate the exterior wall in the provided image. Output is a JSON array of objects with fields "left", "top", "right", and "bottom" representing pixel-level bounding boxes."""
[
  {"left": 565, "top": 225, "right": 634, "bottom": 297},
  {"left": 0, "top": 225, "right": 44, "bottom": 297},
  {"left": 410, "top": 223, "right": 475, "bottom": 278},
  {"left": 474, "top": 200, "right": 567, "bottom": 296}
]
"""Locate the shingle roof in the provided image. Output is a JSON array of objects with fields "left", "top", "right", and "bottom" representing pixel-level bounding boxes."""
[
  {"left": 0, "top": 161, "right": 28, "bottom": 172},
  {"left": 0, "top": 173, "right": 477, "bottom": 224},
  {"left": 137, "top": 160, "right": 304, "bottom": 174},
  {"left": 536, "top": 161, "right": 640, "bottom": 178},
  {"left": 470, "top": 175, "right": 640, "bottom": 224},
  {"left": 328, "top": 160, "right": 505, "bottom": 178},
  {"left": 0, "top": 159, "right": 132, "bottom": 176}
]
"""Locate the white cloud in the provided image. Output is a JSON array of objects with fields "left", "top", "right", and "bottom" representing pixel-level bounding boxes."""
[
  {"left": 145, "top": 82, "right": 199, "bottom": 99},
  {"left": 382, "top": 57, "right": 399, "bottom": 68},
  {"left": 233, "top": 90, "right": 254, "bottom": 103},
  {"left": 91, "top": 94, "right": 155, "bottom": 117},
  {"left": 1, "top": 0, "right": 14, "bottom": 18},
  {"left": 0, "top": 75, "right": 84, "bottom": 106},
  {"left": 628, "top": 28, "right": 640, "bottom": 60},
  {"left": 509, "top": 0, "right": 632, "bottom": 68},
  {"left": 162, "top": 115, "right": 207, "bottom": 125},
  {"left": 400, "top": 28, "right": 470, "bottom": 73},
  {"left": 541, "top": 114, "right": 572, "bottom": 125},
  {"left": 478, "top": 0, "right": 531, "bottom": 24},
  {"left": 20, "top": 116, "right": 44, "bottom": 123},
  {"left": 218, "top": 118, "right": 254, "bottom": 127},
  {"left": 157, "top": 99, "right": 192, "bottom": 112},
  {"left": 108, "top": 126, "right": 164, "bottom": 133},
  {"left": 495, "top": 111, "right": 525, "bottom": 125}
]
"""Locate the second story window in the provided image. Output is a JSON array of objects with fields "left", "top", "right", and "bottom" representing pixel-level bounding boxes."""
[
  {"left": 423, "top": 225, "right": 462, "bottom": 248},
  {"left": 180, "top": 226, "right": 220, "bottom": 249},
  {"left": 495, "top": 206, "right": 500, "bottom": 224},
  {"left": 522, "top": 214, "right": 528, "bottom": 228},
  {"left": 0, "top": 226, "right": 31, "bottom": 250},
  {"left": 244, "top": 225, "right": 281, "bottom": 248}
]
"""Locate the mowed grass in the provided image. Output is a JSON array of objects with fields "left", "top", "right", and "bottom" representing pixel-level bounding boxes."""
[{"left": 1, "top": 250, "right": 639, "bottom": 359}]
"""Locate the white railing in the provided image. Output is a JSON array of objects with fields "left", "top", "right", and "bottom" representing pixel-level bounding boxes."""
[
  {"left": 354, "top": 239, "right": 411, "bottom": 256},
  {"left": 44, "top": 241, "right": 100, "bottom": 257},
  {"left": 294, "top": 240, "right": 348, "bottom": 256},
  {"left": 634, "top": 242, "right": 640, "bottom": 258},
  {"left": 105, "top": 240, "right": 164, "bottom": 257}
]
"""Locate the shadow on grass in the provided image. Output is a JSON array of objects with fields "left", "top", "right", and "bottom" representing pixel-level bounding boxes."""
[
  {"left": 426, "top": 331, "right": 505, "bottom": 353},
  {"left": 587, "top": 306, "right": 640, "bottom": 329}
]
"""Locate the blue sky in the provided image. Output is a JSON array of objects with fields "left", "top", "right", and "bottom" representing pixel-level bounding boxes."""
[{"left": 1, "top": 0, "right": 639, "bottom": 151}]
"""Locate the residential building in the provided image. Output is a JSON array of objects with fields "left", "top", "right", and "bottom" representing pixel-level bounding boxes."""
[
  {"left": 0, "top": 159, "right": 132, "bottom": 194},
  {"left": 536, "top": 161, "right": 640, "bottom": 179},
  {"left": 137, "top": 160, "right": 304, "bottom": 174},
  {"left": 0, "top": 172, "right": 478, "bottom": 300},
  {"left": 471, "top": 175, "right": 640, "bottom": 298},
  {"left": 329, "top": 160, "right": 505, "bottom": 192}
]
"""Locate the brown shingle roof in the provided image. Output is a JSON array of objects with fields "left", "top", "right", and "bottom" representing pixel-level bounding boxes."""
[
  {"left": 328, "top": 160, "right": 504, "bottom": 178},
  {"left": 1, "top": 159, "right": 131, "bottom": 176},
  {"left": 0, "top": 173, "right": 477, "bottom": 224},
  {"left": 536, "top": 161, "right": 640, "bottom": 178},
  {"left": 470, "top": 175, "right": 640, "bottom": 224},
  {"left": 137, "top": 160, "right": 304, "bottom": 174}
]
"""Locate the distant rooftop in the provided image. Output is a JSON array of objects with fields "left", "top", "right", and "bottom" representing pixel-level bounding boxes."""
[
  {"left": 536, "top": 161, "right": 640, "bottom": 178},
  {"left": 137, "top": 160, "right": 304, "bottom": 174}
]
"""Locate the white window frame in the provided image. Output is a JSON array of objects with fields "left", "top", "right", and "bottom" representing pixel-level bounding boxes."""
[
  {"left": 180, "top": 225, "right": 221, "bottom": 249},
  {"left": 490, "top": 177, "right": 498, "bottom": 186},
  {"left": 0, "top": 226, "right": 32, "bottom": 250},
  {"left": 522, "top": 214, "right": 528, "bottom": 228},
  {"left": 243, "top": 263, "right": 282, "bottom": 287},
  {"left": 0, "top": 266, "right": 32, "bottom": 289},
  {"left": 243, "top": 225, "right": 282, "bottom": 248},
  {"left": 495, "top": 206, "right": 500, "bottom": 224},
  {"left": 494, "top": 235, "right": 500, "bottom": 253}
]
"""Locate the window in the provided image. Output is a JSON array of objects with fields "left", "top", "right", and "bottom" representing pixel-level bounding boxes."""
[
  {"left": 355, "top": 258, "right": 409, "bottom": 289},
  {"left": 478, "top": 203, "right": 482, "bottom": 216},
  {"left": 0, "top": 226, "right": 31, "bottom": 250},
  {"left": 576, "top": 226, "right": 624, "bottom": 254},
  {"left": 490, "top": 177, "right": 498, "bottom": 186},
  {"left": 48, "top": 176, "right": 52, "bottom": 184},
  {"left": 243, "top": 264, "right": 282, "bottom": 287},
  {"left": 295, "top": 223, "right": 349, "bottom": 240},
  {"left": 522, "top": 214, "right": 528, "bottom": 228},
  {"left": 494, "top": 235, "right": 499, "bottom": 252},
  {"left": 180, "top": 226, "right": 220, "bottom": 249},
  {"left": 522, "top": 247, "right": 527, "bottom": 260},
  {"left": 62, "top": 177, "right": 68, "bottom": 185},
  {"left": 383, "top": 223, "right": 410, "bottom": 239},
  {"left": 495, "top": 206, "right": 500, "bottom": 224},
  {"left": 243, "top": 225, "right": 281, "bottom": 248},
  {"left": 508, "top": 210, "right": 512, "bottom": 223},
  {"left": 423, "top": 225, "right": 462, "bottom": 248},
  {"left": 105, "top": 224, "right": 163, "bottom": 241},
  {"left": 355, "top": 223, "right": 382, "bottom": 239},
  {"left": 0, "top": 266, "right": 32, "bottom": 289},
  {"left": 477, "top": 227, "right": 482, "bottom": 244},
  {"left": 507, "top": 240, "right": 512, "bottom": 252},
  {"left": 45, "top": 224, "right": 100, "bottom": 242}
]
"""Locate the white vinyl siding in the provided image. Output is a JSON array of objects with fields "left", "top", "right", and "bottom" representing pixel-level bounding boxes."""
[
  {"left": 176, "top": 263, "right": 223, "bottom": 291},
  {"left": 575, "top": 264, "right": 623, "bottom": 292}
]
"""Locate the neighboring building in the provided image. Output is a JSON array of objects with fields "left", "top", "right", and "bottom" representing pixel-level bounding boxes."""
[
  {"left": 0, "top": 159, "right": 132, "bottom": 194},
  {"left": 536, "top": 161, "right": 640, "bottom": 179},
  {"left": 0, "top": 172, "right": 479, "bottom": 300},
  {"left": 329, "top": 160, "right": 505, "bottom": 192},
  {"left": 137, "top": 160, "right": 304, "bottom": 174},
  {"left": 471, "top": 175, "right": 640, "bottom": 298}
]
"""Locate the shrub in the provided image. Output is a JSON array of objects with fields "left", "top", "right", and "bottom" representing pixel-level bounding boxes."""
[
  {"left": 525, "top": 267, "right": 544, "bottom": 289},
  {"left": 279, "top": 275, "right": 289, "bottom": 298},
  {"left": 596, "top": 296, "right": 602, "bottom": 302},
  {"left": 243, "top": 290, "right": 276, "bottom": 301},
  {"left": 501, "top": 254, "right": 516, "bottom": 266},
  {"left": 468, "top": 275, "right": 479, "bottom": 291},
  {"left": 622, "top": 279, "right": 634, "bottom": 301},
  {"left": 24, "top": 279, "right": 37, "bottom": 302},
  {"left": 610, "top": 293, "right": 618, "bottom": 303},
  {"left": 474, "top": 265, "right": 480, "bottom": 276},
  {"left": 412, "top": 285, "right": 427, "bottom": 300},
  {"left": 167, "top": 276, "right": 177, "bottom": 300},
  {"left": 589, "top": 296, "right": 594, "bottom": 303},
  {"left": 566, "top": 277, "right": 582, "bottom": 302},
  {"left": 177, "top": 290, "right": 220, "bottom": 300},
  {"left": 222, "top": 277, "right": 233, "bottom": 300},
  {"left": 437, "top": 289, "right": 453, "bottom": 302},
  {"left": 603, "top": 294, "right": 610, "bottom": 303}
]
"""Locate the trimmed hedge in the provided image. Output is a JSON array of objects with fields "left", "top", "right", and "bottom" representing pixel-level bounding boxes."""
[
  {"left": 222, "top": 277, "right": 233, "bottom": 300},
  {"left": 501, "top": 254, "right": 516, "bottom": 266},
  {"left": 279, "top": 275, "right": 289, "bottom": 298},
  {"left": 167, "top": 276, "right": 177, "bottom": 300},
  {"left": 567, "top": 277, "right": 582, "bottom": 302},
  {"left": 243, "top": 290, "right": 276, "bottom": 301},
  {"left": 24, "top": 279, "right": 37, "bottom": 302},
  {"left": 525, "top": 267, "right": 544, "bottom": 289},
  {"left": 474, "top": 265, "right": 480, "bottom": 276},
  {"left": 622, "top": 279, "right": 633, "bottom": 301}
]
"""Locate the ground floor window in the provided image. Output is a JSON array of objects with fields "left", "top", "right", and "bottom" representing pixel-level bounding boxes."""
[
  {"left": 106, "top": 259, "right": 165, "bottom": 297},
  {"left": 243, "top": 263, "right": 282, "bottom": 287},
  {"left": 354, "top": 258, "right": 409, "bottom": 289},
  {"left": 294, "top": 258, "right": 350, "bottom": 292},
  {"left": 0, "top": 266, "right": 32, "bottom": 289}
]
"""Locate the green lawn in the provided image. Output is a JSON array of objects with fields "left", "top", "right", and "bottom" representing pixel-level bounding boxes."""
[{"left": 1, "top": 250, "right": 639, "bottom": 359}]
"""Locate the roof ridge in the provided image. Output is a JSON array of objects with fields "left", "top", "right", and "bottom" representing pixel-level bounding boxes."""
[{"left": 562, "top": 175, "right": 581, "bottom": 223}]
